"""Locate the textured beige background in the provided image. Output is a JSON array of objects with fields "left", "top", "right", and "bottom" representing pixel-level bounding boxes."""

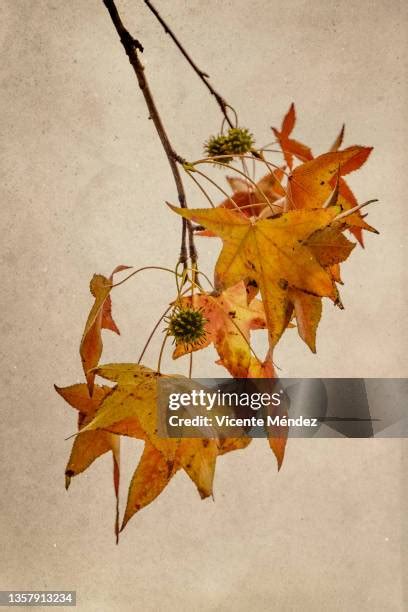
[{"left": 0, "top": 1, "right": 407, "bottom": 610}]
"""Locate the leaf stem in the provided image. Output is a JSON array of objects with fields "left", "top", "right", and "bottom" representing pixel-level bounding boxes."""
[
  {"left": 157, "top": 331, "right": 170, "bottom": 374},
  {"left": 109, "top": 265, "right": 179, "bottom": 289},
  {"left": 185, "top": 170, "right": 216, "bottom": 208},
  {"left": 137, "top": 304, "right": 172, "bottom": 365}
]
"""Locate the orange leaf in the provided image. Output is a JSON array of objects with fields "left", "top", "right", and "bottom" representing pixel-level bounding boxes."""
[
  {"left": 287, "top": 146, "right": 373, "bottom": 210},
  {"left": 272, "top": 103, "right": 313, "bottom": 169},
  {"left": 172, "top": 282, "right": 273, "bottom": 378},
  {"left": 80, "top": 265, "right": 130, "bottom": 395},
  {"left": 287, "top": 146, "right": 376, "bottom": 241}
]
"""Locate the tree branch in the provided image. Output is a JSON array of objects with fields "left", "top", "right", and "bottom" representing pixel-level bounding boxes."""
[
  {"left": 102, "top": 0, "right": 197, "bottom": 265},
  {"left": 143, "top": 0, "right": 236, "bottom": 129}
]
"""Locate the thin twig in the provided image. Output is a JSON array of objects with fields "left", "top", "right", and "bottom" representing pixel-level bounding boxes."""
[
  {"left": 102, "top": 0, "right": 196, "bottom": 266},
  {"left": 143, "top": 0, "right": 236, "bottom": 128},
  {"left": 137, "top": 304, "right": 172, "bottom": 364}
]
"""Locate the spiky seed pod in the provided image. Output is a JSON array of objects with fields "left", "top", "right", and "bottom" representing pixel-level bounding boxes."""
[
  {"left": 225, "top": 127, "right": 255, "bottom": 154},
  {"left": 204, "top": 134, "right": 233, "bottom": 163},
  {"left": 165, "top": 305, "right": 208, "bottom": 348},
  {"left": 204, "top": 128, "right": 255, "bottom": 163}
]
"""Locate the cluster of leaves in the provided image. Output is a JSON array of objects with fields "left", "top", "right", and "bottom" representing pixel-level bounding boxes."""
[{"left": 56, "top": 104, "right": 376, "bottom": 537}]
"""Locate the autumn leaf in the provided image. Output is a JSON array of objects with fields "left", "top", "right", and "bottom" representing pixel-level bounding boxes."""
[
  {"left": 170, "top": 205, "right": 340, "bottom": 348},
  {"left": 55, "top": 382, "right": 121, "bottom": 538},
  {"left": 287, "top": 146, "right": 377, "bottom": 244},
  {"left": 122, "top": 437, "right": 223, "bottom": 530},
  {"left": 272, "top": 103, "right": 313, "bottom": 169},
  {"left": 80, "top": 266, "right": 130, "bottom": 393},
  {"left": 287, "top": 146, "right": 372, "bottom": 208},
  {"left": 80, "top": 265, "right": 130, "bottom": 395},
  {"left": 75, "top": 363, "right": 243, "bottom": 528},
  {"left": 172, "top": 281, "right": 274, "bottom": 378},
  {"left": 80, "top": 275, "right": 117, "bottom": 394}
]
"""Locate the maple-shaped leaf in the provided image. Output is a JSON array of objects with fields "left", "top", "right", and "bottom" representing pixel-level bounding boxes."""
[
  {"left": 272, "top": 103, "right": 313, "bottom": 169},
  {"left": 80, "top": 265, "right": 130, "bottom": 395},
  {"left": 55, "top": 382, "right": 121, "bottom": 538},
  {"left": 121, "top": 435, "right": 239, "bottom": 530},
  {"left": 170, "top": 205, "right": 340, "bottom": 348},
  {"left": 287, "top": 146, "right": 372, "bottom": 208},
  {"left": 286, "top": 146, "right": 377, "bottom": 244},
  {"left": 77, "top": 363, "right": 239, "bottom": 528},
  {"left": 172, "top": 281, "right": 274, "bottom": 378}
]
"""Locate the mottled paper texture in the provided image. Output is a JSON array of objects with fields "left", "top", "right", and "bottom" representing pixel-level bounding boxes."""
[{"left": 0, "top": 1, "right": 407, "bottom": 610}]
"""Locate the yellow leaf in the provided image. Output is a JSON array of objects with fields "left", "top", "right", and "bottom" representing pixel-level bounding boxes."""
[
  {"left": 75, "top": 363, "right": 251, "bottom": 528},
  {"left": 170, "top": 205, "right": 339, "bottom": 348}
]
